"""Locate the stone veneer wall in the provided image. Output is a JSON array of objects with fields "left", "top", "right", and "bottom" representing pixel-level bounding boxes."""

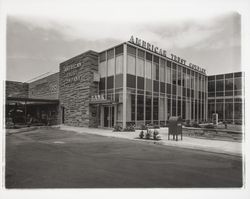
[
  {"left": 59, "top": 51, "right": 99, "bottom": 127},
  {"left": 29, "top": 73, "right": 59, "bottom": 100},
  {"left": 5, "top": 81, "right": 29, "bottom": 98}
]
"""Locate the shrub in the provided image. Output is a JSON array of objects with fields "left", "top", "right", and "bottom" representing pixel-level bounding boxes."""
[
  {"left": 203, "top": 124, "right": 215, "bottom": 129},
  {"left": 153, "top": 130, "right": 160, "bottom": 140},
  {"left": 192, "top": 122, "right": 201, "bottom": 128},
  {"left": 145, "top": 130, "right": 152, "bottom": 139},
  {"left": 113, "top": 125, "right": 122, "bottom": 132},
  {"left": 139, "top": 130, "right": 144, "bottom": 139},
  {"left": 123, "top": 124, "right": 135, "bottom": 132}
]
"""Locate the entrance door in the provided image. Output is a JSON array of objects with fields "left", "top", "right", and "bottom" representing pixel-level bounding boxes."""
[{"left": 103, "top": 106, "right": 114, "bottom": 128}]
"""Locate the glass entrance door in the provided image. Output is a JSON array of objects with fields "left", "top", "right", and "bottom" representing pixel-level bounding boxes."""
[{"left": 104, "top": 106, "right": 114, "bottom": 128}]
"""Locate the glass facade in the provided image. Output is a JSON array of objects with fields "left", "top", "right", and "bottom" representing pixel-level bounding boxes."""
[
  {"left": 98, "top": 42, "right": 243, "bottom": 128},
  {"left": 98, "top": 43, "right": 208, "bottom": 128},
  {"left": 207, "top": 72, "right": 244, "bottom": 124}
]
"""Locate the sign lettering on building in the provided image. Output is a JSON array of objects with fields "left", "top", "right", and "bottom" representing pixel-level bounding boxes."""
[
  {"left": 129, "top": 36, "right": 167, "bottom": 57},
  {"left": 129, "top": 36, "right": 206, "bottom": 74},
  {"left": 63, "top": 62, "right": 83, "bottom": 84}
]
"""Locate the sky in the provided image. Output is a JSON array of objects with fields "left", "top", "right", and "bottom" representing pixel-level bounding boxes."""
[{"left": 2, "top": 0, "right": 248, "bottom": 82}]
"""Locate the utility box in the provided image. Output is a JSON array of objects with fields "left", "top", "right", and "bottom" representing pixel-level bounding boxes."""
[{"left": 168, "top": 116, "right": 183, "bottom": 141}]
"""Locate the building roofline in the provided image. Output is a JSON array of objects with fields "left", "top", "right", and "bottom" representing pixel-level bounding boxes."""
[{"left": 60, "top": 50, "right": 98, "bottom": 66}]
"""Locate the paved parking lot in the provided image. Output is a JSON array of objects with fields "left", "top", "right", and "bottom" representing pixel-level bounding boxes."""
[{"left": 5, "top": 128, "right": 243, "bottom": 188}]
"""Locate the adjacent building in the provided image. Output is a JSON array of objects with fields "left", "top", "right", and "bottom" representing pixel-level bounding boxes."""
[{"left": 208, "top": 72, "right": 244, "bottom": 124}]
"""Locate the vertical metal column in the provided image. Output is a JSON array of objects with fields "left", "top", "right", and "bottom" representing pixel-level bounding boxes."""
[
  {"left": 113, "top": 48, "right": 116, "bottom": 126},
  {"left": 151, "top": 56, "right": 153, "bottom": 124},
  {"left": 122, "top": 43, "right": 127, "bottom": 129},
  {"left": 135, "top": 48, "right": 138, "bottom": 126},
  {"left": 223, "top": 75, "right": 225, "bottom": 122}
]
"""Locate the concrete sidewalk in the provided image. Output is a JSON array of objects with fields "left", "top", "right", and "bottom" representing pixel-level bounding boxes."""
[{"left": 59, "top": 125, "right": 242, "bottom": 156}]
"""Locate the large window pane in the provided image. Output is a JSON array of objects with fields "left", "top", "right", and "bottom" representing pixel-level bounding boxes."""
[
  {"left": 160, "top": 61, "right": 165, "bottom": 82},
  {"left": 107, "top": 58, "right": 114, "bottom": 76},
  {"left": 131, "top": 94, "right": 135, "bottom": 121},
  {"left": 177, "top": 98, "right": 181, "bottom": 117},
  {"left": 127, "top": 45, "right": 136, "bottom": 56},
  {"left": 216, "top": 80, "right": 224, "bottom": 92},
  {"left": 172, "top": 69, "right": 176, "bottom": 85},
  {"left": 153, "top": 63, "right": 159, "bottom": 80},
  {"left": 146, "top": 96, "right": 152, "bottom": 121},
  {"left": 234, "top": 78, "right": 242, "bottom": 90},
  {"left": 127, "top": 55, "right": 136, "bottom": 75},
  {"left": 187, "top": 72, "right": 190, "bottom": 88},
  {"left": 137, "top": 95, "right": 144, "bottom": 120},
  {"left": 208, "top": 81, "right": 215, "bottom": 92},
  {"left": 177, "top": 66, "right": 182, "bottom": 86},
  {"left": 115, "top": 55, "right": 123, "bottom": 74},
  {"left": 225, "top": 103, "right": 233, "bottom": 121},
  {"left": 234, "top": 102, "right": 242, "bottom": 120},
  {"left": 166, "top": 66, "right": 171, "bottom": 84},
  {"left": 159, "top": 98, "right": 164, "bottom": 120},
  {"left": 99, "top": 61, "right": 106, "bottom": 78},
  {"left": 225, "top": 79, "right": 233, "bottom": 91},
  {"left": 136, "top": 58, "right": 144, "bottom": 77},
  {"left": 216, "top": 102, "right": 224, "bottom": 121},
  {"left": 172, "top": 98, "right": 176, "bottom": 116},
  {"left": 153, "top": 97, "right": 158, "bottom": 120},
  {"left": 146, "top": 60, "right": 152, "bottom": 79}
]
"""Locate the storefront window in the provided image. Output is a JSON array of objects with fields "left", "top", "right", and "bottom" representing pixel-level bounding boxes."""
[
  {"left": 216, "top": 102, "right": 224, "bottom": 121},
  {"left": 177, "top": 98, "right": 181, "bottom": 117},
  {"left": 172, "top": 98, "right": 176, "bottom": 116},
  {"left": 159, "top": 98, "right": 164, "bottom": 121},
  {"left": 137, "top": 95, "right": 144, "bottom": 120},
  {"left": 234, "top": 100, "right": 242, "bottom": 120},
  {"left": 182, "top": 100, "right": 186, "bottom": 120},
  {"left": 225, "top": 102, "right": 233, "bottom": 121},
  {"left": 153, "top": 97, "right": 158, "bottom": 120},
  {"left": 131, "top": 94, "right": 135, "bottom": 121},
  {"left": 146, "top": 96, "right": 152, "bottom": 121},
  {"left": 167, "top": 98, "right": 171, "bottom": 119}
]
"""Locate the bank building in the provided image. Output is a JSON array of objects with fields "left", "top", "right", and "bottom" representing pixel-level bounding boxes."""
[{"left": 5, "top": 36, "right": 244, "bottom": 129}]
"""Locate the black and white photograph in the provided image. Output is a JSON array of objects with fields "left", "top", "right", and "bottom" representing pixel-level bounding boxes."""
[{"left": 0, "top": 0, "right": 250, "bottom": 198}]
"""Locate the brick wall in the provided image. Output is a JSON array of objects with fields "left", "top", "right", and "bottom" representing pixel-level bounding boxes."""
[
  {"left": 5, "top": 81, "right": 29, "bottom": 98},
  {"left": 59, "top": 51, "right": 99, "bottom": 127},
  {"left": 29, "top": 73, "right": 59, "bottom": 99}
]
